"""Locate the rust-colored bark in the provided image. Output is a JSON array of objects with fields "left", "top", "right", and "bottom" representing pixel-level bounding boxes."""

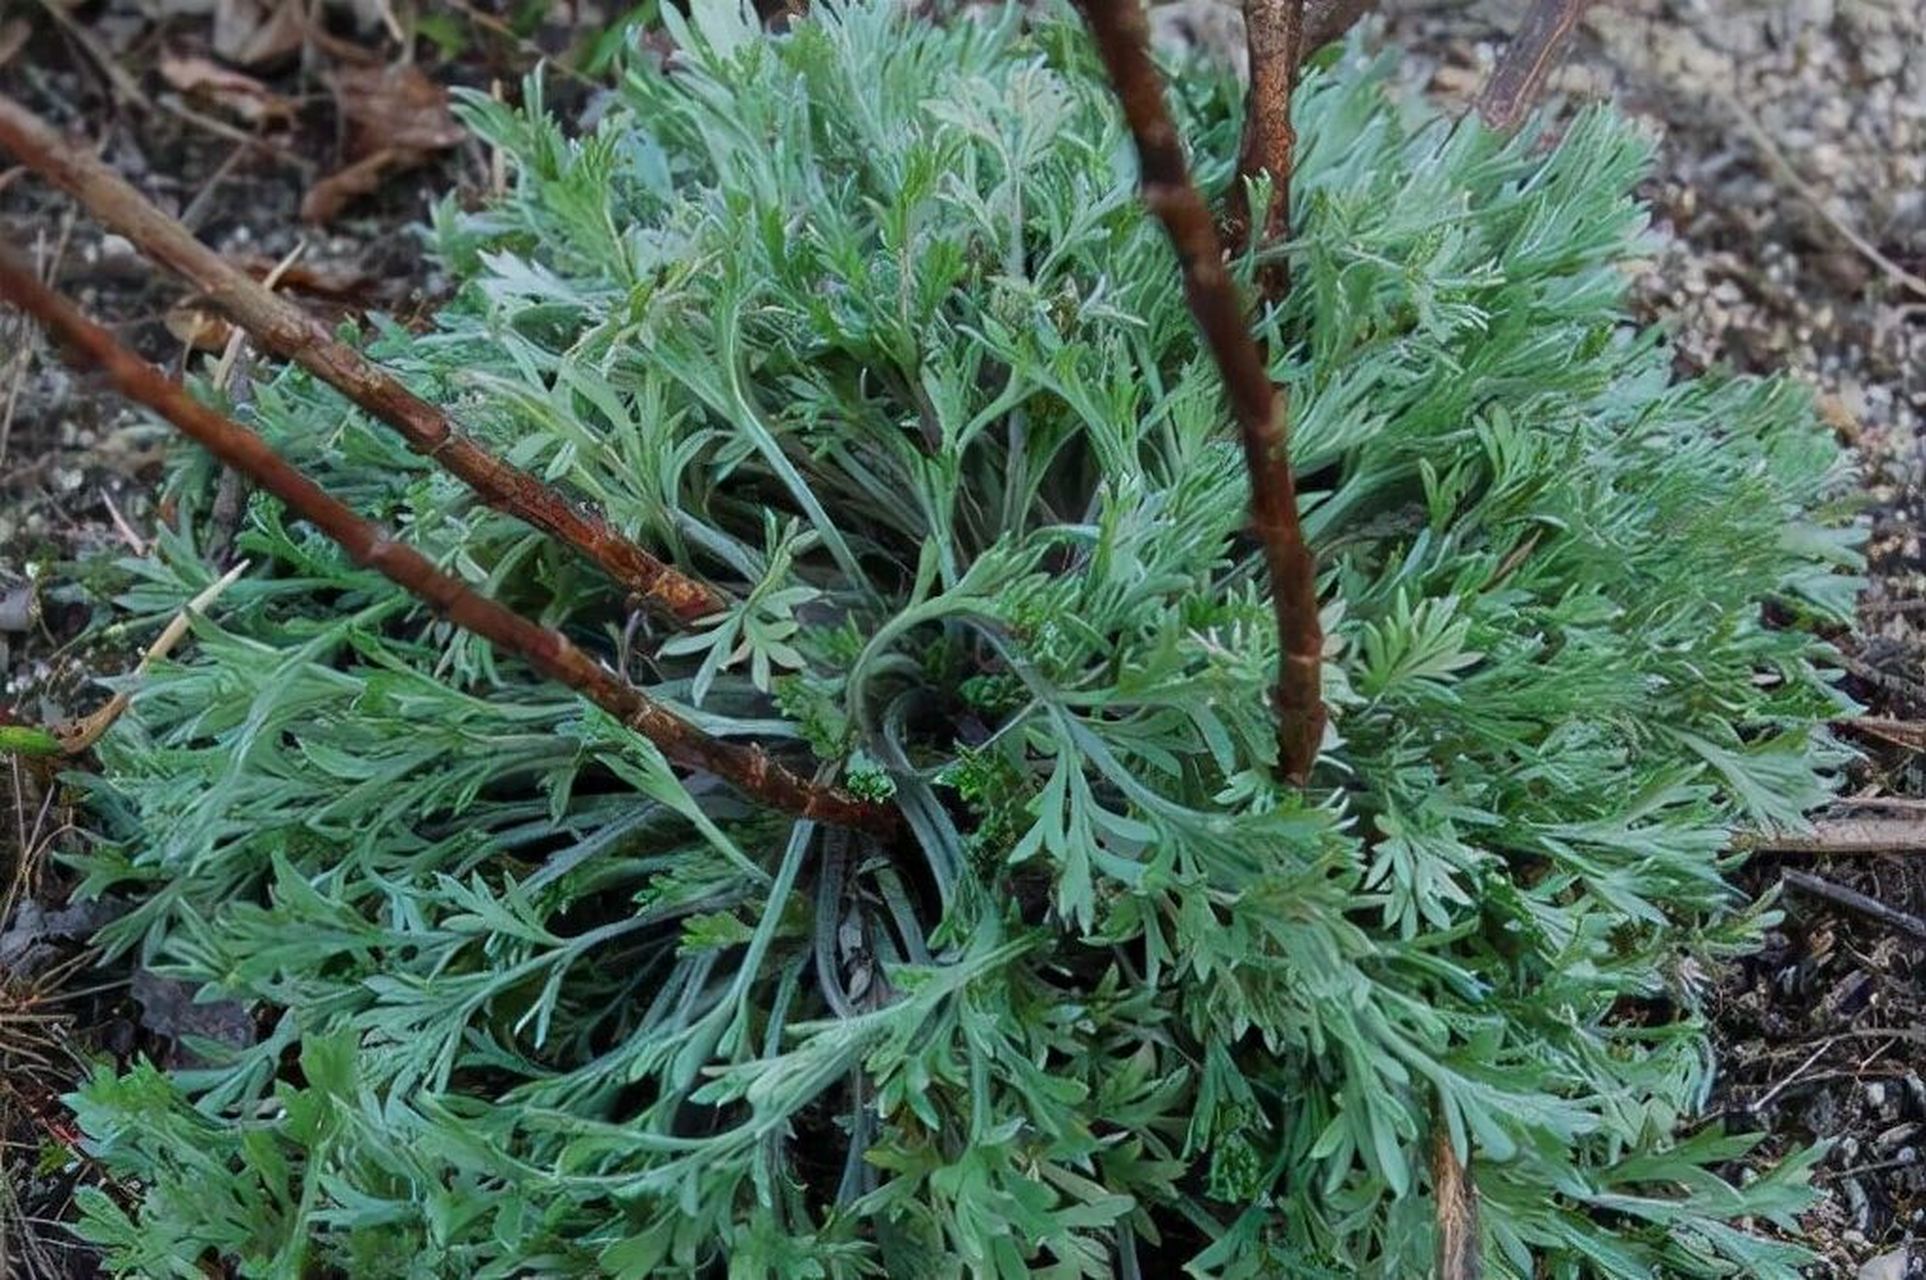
[
  {"left": 1081, "top": 0, "right": 1325, "bottom": 784},
  {"left": 0, "top": 93, "right": 725, "bottom": 625},
  {"left": 1226, "top": 0, "right": 1304, "bottom": 297},
  {"left": 0, "top": 248, "right": 892, "bottom": 836},
  {"left": 1475, "top": 0, "right": 1593, "bottom": 134}
]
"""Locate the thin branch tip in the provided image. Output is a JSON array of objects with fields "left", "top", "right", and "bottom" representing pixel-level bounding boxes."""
[{"left": 1082, "top": 0, "right": 1325, "bottom": 785}]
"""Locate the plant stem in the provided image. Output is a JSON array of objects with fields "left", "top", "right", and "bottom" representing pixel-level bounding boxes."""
[
  {"left": 1080, "top": 0, "right": 1325, "bottom": 785},
  {"left": 0, "top": 247, "right": 893, "bottom": 836},
  {"left": 1227, "top": 0, "right": 1303, "bottom": 293},
  {"left": 0, "top": 93, "right": 726, "bottom": 625},
  {"left": 1475, "top": 0, "right": 1592, "bottom": 133}
]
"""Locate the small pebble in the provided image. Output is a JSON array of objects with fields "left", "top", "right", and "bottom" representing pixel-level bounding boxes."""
[{"left": 1856, "top": 1247, "right": 1909, "bottom": 1280}]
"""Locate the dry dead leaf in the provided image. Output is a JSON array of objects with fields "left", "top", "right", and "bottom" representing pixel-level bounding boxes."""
[
  {"left": 0, "top": 897, "right": 131, "bottom": 981},
  {"left": 158, "top": 53, "right": 295, "bottom": 124},
  {"left": 1431, "top": 1124, "right": 1483, "bottom": 1280},
  {"left": 329, "top": 62, "right": 467, "bottom": 156},
  {"left": 164, "top": 301, "right": 233, "bottom": 351},
  {"left": 1819, "top": 393, "right": 1862, "bottom": 444},
  {"left": 301, "top": 146, "right": 416, "bottom": 223},
  {"left": 230, "top": 253, "right": 375, "bottom": 301},
  {"left": 0, "top": 19, "right": 30, "bottom": 71},
  {"left": 131, "top": 969, "right": 257, "bottom": 1066},
  {"left": 212, "top": 0, "right": 306, "bottom": 67},
  {"left": 303, "top": 64, "right": 465, "bottom": 223}
]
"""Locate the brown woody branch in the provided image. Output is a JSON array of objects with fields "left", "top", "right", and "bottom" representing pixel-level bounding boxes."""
[
  {"left": 1783, "top": 870, "right": 1926, "bottom": 944},
  {"left": 1227, "top": 0, "right": 1305, "bottom": 300},
  {"left": 0, "top": 247, "right": 892, "bottom": 836},
  {"left": 1733, "top": 817, "right": 1926, "bottom": 858},
  {"left": 1081, "top": 0, "right": 1325, "bottom": 784},
  {"left": 0, "top": 93, "right": 726, "bottom": 625},
  {"left": 1303, "top": 0, "right": 1375, "bottom": 54},
  {"left": 1475, "top": 0, "right": 1593, "bottom": 134}
]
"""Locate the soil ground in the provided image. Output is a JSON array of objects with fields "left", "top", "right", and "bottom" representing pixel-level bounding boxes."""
[{"left": 1, "top": 0, "right": 1922, "bottom": 1275}]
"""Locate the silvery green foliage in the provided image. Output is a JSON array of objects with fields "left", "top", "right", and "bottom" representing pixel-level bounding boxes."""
[{"left": 68, "top": 1, "right": 1859, "bottom": 1275}]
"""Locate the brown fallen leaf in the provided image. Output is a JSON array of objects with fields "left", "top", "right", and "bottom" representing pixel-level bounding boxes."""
[
  {"left": 158, "top": 52, "right": 296, "bottom": 125},
  {"left": 329, "top": 62, "right": 467, "bottom": 156},
  {"left": 303, "top": 62, "right": 466, "bottom": 223},
  {"left": 301, "top": 146, "right": 420, "bottom": 224},
  {"left": 164, "top": 300, "right": 233, "bottom": 352},
  {"left": 1819, "top": 393, "right": 1862, "bottom": 444}
]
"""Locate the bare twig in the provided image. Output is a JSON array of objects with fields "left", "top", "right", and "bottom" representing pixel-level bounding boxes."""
[
  {"left": 1081, "top": 0, "right": 1325, "bottom": 783},
  {"left": 99, "top": 489, "right": 148, "bottom": 555},
  {"left": 1735, "top": 818, "right": 1925, "bottom": 858},
  {"left": 1782, "top": 869, "right": 1926, "bottom": 944},
  {"left": 0, "top": 248, "right": 893, "bottom": 836},
  {"left": 1838, "top": 717, "right": 1926, "bottom": 751},
  {"left": 57, "top": 561, "right": 250, "bottom": 754},
  {"left": 1834, "top": 796, "right": 1926, "bottom": 817},
  {"left": 178, "top": 143, "right": 251, "bottom": 235},
  {"left": 0, "top": 94, "right": 728, "bottom": 625},
  {"left": 1475, "top": 0, "right": 1592, "bottom": 134},
  {"left": 1714, "top": 87, "right": 1926, "bottom": 301},
  {"left": 1226, "top": 0, "right": 1303, "bottom": 299},
  {"left": 1742, "top": 1037, "right": 1833, "bottom": 1116},
  {"left": 1431, "top": 1119, "right": 1482, "bottom": 1280},
  {"left": 0, "top": 344, "right": 26, "bottom": 465}
]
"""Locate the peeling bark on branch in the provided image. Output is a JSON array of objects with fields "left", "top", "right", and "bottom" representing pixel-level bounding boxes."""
[
  {"left": 1431, "top": 1120, "right": 1483, "bottom": 1279},
  {"left": 1081, "top": 0, "right": 1325, "bottom": 784},
  {"left": 0, "top": 248, "right": 893, "bottom": 836},
  {"left": 0, "top": 93, "right": 726, "bottom": 625}
]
